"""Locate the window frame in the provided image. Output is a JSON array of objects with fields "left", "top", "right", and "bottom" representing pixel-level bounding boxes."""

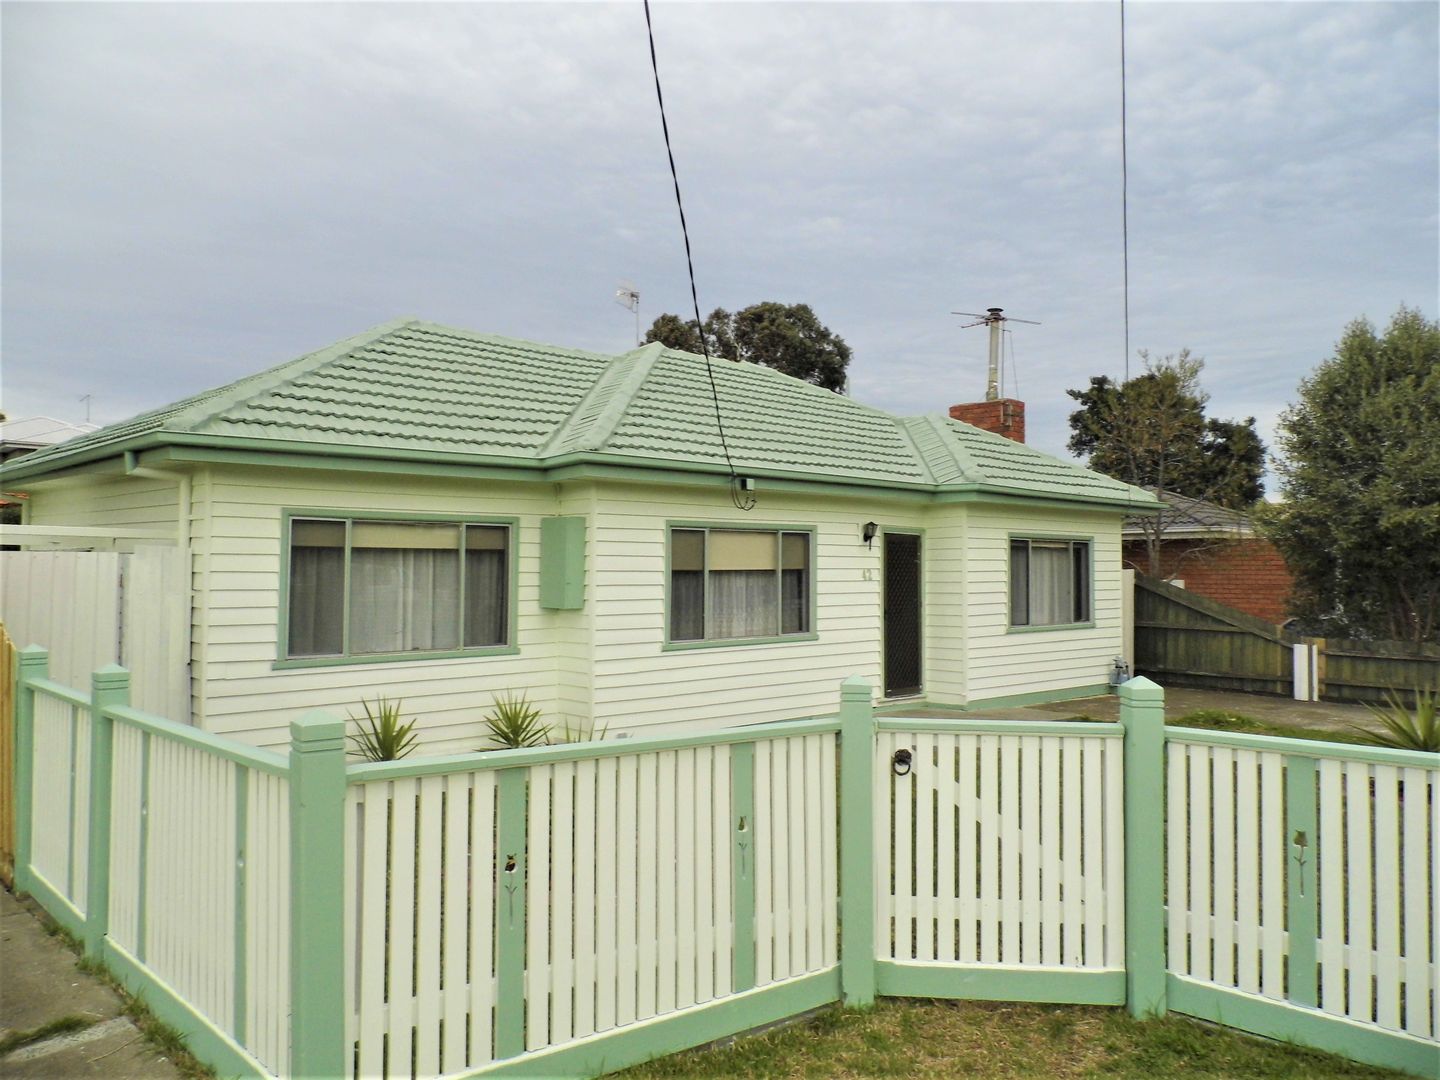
[
  {"left": 275, "top": 508, "right": 520, "bottom": 669},
  {"left": 663, "top": 521, "right": 819, "bottom": 651},
  {"left": 1006, "top": 533, "right": 1096, "bottom": 632}
]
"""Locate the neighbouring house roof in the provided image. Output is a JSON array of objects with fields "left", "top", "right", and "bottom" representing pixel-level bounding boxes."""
[
  {"left": 1121, "top": 490, "right": 1256, "bottom": 539},
  {"left": 1, "top": 318, "right": 1158, "bottom": 510},
  {"left": 0, "top": 415, "right": 99, "bottom": 452}
]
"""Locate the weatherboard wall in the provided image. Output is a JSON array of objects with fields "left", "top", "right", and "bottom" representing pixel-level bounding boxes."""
[{"left": 23, "top": 473, "right": 181, "bottom": 532}]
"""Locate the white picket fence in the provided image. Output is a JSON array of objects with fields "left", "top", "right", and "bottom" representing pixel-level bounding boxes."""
[
  {"left": 875, "top": 725, "right": 1125, "bottom": 970},
  {"left": 1167, "top": 737, "right": 1438, "bottom": 1042}
]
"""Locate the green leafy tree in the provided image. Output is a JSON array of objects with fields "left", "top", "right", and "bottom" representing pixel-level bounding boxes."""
[
  {"left": 1066, "top": 350, "right": 1266, "bottom": 574},
  {"left": 1266, "top": 307, "right": 1440, "bottom": 642},
  {"left": 644, "top": 302, "right": 852, "bottom": 391}
]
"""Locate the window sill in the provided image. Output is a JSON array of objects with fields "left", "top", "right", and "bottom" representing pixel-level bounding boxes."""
[
  {"left": 273, "top": 645, "right": 520, "bottom": 670},
  {"left": 662, "top": 632, "right": 819, "bottom": 653},
  {"left": 1006, "top": 622, "right": 1097, "bottom": 635}
]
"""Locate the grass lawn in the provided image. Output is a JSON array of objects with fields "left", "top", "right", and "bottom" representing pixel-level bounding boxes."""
[
  {"left": 1166, "top": 709, "right": 1371, "bottom": 744},
  {"left": 617, "top": 1000, "right": 1414, "bottom": 1079}
]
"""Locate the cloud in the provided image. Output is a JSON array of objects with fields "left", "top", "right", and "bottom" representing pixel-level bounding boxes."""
[{"left": 2, "top": 1, "right": 1435, "bottom": 481}]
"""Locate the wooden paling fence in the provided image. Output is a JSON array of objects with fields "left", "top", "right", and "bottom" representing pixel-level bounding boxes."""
[
  {"left": 11, "top": 651, "right": 1438, "bottom": 1080},
  {"left": 1135, "top": 575, "right": 1440, "bottom": 706}
]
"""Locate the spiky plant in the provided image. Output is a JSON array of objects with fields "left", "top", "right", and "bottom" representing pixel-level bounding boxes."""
[
  {"left": 483, "top": 691, "right": 550, "bottom": 749},
  {"left": 348, "top": 697, "right": 419, "bottom": 761},
  {"left": 1352, "top": 689, "right": 1440, "bottom": 753}
]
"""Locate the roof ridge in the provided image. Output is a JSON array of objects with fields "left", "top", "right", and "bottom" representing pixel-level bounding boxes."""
[
  {"left": 171, "top": 317, "right": 419, "bottom": 433},
  {"left": 409, "top": 321, "right": 619, "bottom": 361},
  {"left": 921, "top": 413, "right": 984, "bottom": 483},
  {"left": 535, "top": 342, "right": 664, "bottom": 457}
]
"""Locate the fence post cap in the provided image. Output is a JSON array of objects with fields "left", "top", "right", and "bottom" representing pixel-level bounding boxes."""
[
  {"left": 291, "top": 711, "right": 346, "bottom": 751},
  {"left": 839, "top": 674, "right": 872, "bottom": 698},
  {"left": 17, "top": 644, "right": 49, "bottom": 663},
  {"left": 91, "top": 664, "right": 130, "bottom": 685},
  {"left": 1117, "top": 675, "right": 1164, "bottom": 701}
]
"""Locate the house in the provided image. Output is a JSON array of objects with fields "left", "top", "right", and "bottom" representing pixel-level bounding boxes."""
[
  {"left": 0, "top": 318, "right": 1160, "bottom": 753},
  {"left": 1121, "top": 490, "right": 1294, "bottom": 624}
]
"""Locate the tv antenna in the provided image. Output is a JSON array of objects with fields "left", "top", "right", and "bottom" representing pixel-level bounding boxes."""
[
  {"left": 614, "top": 282, "right": 641, "bottom": 346},
  {"left": 951, "top": 307, "right": 1040, "bottom": 401},
  {"left": 78, "top": 393, "right": 93, "bottom": 424}
]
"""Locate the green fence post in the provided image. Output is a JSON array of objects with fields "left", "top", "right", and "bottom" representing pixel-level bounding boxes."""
[
  {"left": 85, "top": 665, "right": 129, "bottom": 957},
  {"left": 838, "top": 675, "right": 876, "bottom": 1007},
  {"left": 1284, "top": 755, "right": 1319, "bottom": 1008},
  {"left": 1119, "top": 676, "right": 1167, "bottom": 1018},
  {"left": 494, "top": 768, "right": 529, "bottom": 1059},
  {"left": 289, "top": 712, "right": 347, "bottom": 1080},
  {"left": 13, "top": 646, "right": 48, "bottom": 897}
]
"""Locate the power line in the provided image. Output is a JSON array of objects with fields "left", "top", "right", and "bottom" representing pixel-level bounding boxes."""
[
  {"left": 641, "top": 0, "right": 754, "bottom": 511},
  {"left": 1120, "top": 0, "right": 1131, "bottom": 383}
]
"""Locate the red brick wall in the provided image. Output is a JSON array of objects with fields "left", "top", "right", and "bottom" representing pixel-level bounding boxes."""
[
  {"left": 1122, "top": 537, "right": 1295, "bottom": 624},
  {"left": 949, "top": 399, "right": 1025, "bottom": 442}
]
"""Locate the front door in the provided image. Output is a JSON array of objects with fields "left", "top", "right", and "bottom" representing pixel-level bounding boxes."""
[{"left": 883, "top": 531, "right": 922, "bottom": 697}]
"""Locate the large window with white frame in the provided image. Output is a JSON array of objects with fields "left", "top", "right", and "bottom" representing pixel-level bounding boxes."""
[
  {"left": 285, "top": 516, "right": 510, "bottom": 659},
  {"left": 669, "top": 527, "right": 812, "bottom": 644},
  {"left": 1009, "top": 537, "right": 1091, "bottom": 628}
]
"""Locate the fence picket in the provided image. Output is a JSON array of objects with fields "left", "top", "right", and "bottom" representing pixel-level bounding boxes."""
[
  {"left": 1345, "top": 761, "right": 1374, "bottom": 1023},
  {"left": 1020, "top": 737, "right": 1042, "bottom": 965},
  {"left": 1318, "top": 759, "right": 1345, "bottom": 1014},
  {"left": 1258, "top": 753, "right": 1285, "bottom": 999},
  {"left": 525, "top": 766, "right": 551, "bottom": 1051},
  {"left": 1400, "top": 767, "right": 1432, "bottom": 1039}
]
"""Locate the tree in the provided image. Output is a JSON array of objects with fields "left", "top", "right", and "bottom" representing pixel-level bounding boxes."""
[
  {"left": 1265, "top": 307, "right": 1440, "bottom": 642},
  {"left": 1066, "top": 350, "right": 1266, "bottom": 574},
  {"left": 644, "top": 302, "right": 852, "bottom": 392}
]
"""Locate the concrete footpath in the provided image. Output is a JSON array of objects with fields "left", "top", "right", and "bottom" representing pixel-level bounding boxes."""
[{"left": 1, "top": 887, "right": 183, "bottom": 1079}]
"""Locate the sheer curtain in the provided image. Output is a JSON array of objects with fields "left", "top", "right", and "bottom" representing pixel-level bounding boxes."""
[
  {"left": 348, "top": 523, "right": 460, "bottom": 654},
  {"left": 1029, "top": 542, "right": 1074, "bottom": 625},
  {"left": 708, "top": 570, "right": 778, "bottom": 639},
  {"left": 288, "top": 520, "right": 344, "bottom": 656}
]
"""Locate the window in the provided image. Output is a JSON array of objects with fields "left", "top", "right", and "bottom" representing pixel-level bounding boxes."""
[
  {"left": 286, "top": 516, "right": 510, "bottom": 660},
  {"left": 669, "top": 527, "right": 812, "bottom": 643},
  {"left": 1010, "top": 538, "right": 1090, "bottom": 627}
]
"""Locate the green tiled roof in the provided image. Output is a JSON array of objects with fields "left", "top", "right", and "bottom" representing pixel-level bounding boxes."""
[{"left": 4, "top": 318, "right": 1158, "bottom": 508}]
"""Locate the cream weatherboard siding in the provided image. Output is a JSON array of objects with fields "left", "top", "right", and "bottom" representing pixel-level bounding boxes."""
[
  {"left": 194, "top": 465, "right": 576, "bottom": 753},
  {"left": 23, "top": 473, "right": 181, "bottom": 532},
  {"left": 964, "top": 503, "right": 1124, "bottom": 704},
  {"left": 18, "top": 463, "right": 1127, "bottom": 748}
]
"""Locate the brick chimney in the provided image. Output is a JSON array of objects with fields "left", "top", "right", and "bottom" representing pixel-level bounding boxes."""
[{"left": 949, "top": 399, "right": 1025, "bottom": 442}]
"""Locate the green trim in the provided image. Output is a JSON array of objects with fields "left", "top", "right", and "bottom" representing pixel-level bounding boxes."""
[
  {"left": 347, "top": 717, "right": 842, "bottom": 782},
  {"left": 876, "top": 718, "right": 1123, "bottom": 738},
  {"left": 539, "top": 515, "right": 587, "bottom": 609},
  {"left": 1007, "top": 533, "right": 1096, "bottom": 630},
  {"left": 963, "top": 683, "right": 1113, "bottom": 713},
  {"left": 13, "top": 649, "right": 44, "bottom": 897},
  {"left": 137, "top": 732, "right": 150, "bottom": 961},
  {"left": 495, "top": 769, "right": 529, "bottom": 1059},
  {"left": 662, "top": 633, "right": 820, "bottom": 653},
  {"left": 1167, "top": 975, "right": 1439, "bottom": 1078},
  {"left": 276, "top": 509, "right": 520, "bottom": 669},
  {"left": 1164, "top": 727, "right": 1440, "bottom": 770},
  {"left": 468, "top": 969, "right": 841, "bottom": 1078},
  {"left": 105, "top": 705, "right": 288, "bottom": 775},
  {"left": 881, "top": 526, "right": 925, "bottom": 699},
  {"left": 85, "top": 666, "right": 129, "bottom": 956},
  {"left": 731, "top": 742, "right": 757, "bottom": 994},
  {"left": 838, "top": 677, "right": 876, "bottom": 1006},
  {"left": 232, "top": 763, "right": 248, "bottom": 1047},
  {"left": 24, "top": 870, "right": 87, "bottom": 940},
  {"left": 287, "top": 713, "right": 348, "bottom": 1080},
  {"left": 874, "top": 962, "right": 1126, "bottom": 1005},
  {"left": 663, "top": 522, "right": 818, "bottom": 650},
  {"left": 1284, "top": 755, "right": 1319, "bottom": 1008},
  {"left": 102, "top": 941, "right": 269, "bottom": 1079},
  {"left": 1119, "top": 677, "right": 1168, "bottom": 1018},
  {"left": 27, "top": 676, "right": 91, "bottom": 708}
]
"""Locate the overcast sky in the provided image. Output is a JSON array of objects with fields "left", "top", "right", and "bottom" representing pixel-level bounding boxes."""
[{"left": 3, "top": 1, "right": 1436, "bottom": 476}]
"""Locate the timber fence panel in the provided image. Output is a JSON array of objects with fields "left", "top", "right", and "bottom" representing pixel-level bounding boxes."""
[
  {"left": 1165, "top": 730, "right": 1439, "bottom": 1073},
  {"left": 28, "top": 685, "right": 91, "bottom": 915},
  {"left": 873, "top": 722, "right": 1127, "bottom": 987}
]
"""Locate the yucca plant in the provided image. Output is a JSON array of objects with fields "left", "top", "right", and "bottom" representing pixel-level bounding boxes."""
[
  {"left": 1352, "top": 688, "right": 1440, "bottom": 753},
  {"left": 483, "top": 690, "right": 550, "bottom": 749},
  {"left": 349, "top": 697, "right": 419, "bottom": 761}
]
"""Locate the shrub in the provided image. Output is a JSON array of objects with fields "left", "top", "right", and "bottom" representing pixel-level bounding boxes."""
[
  {"left": 348, "top": 697, "right": 419, "bottom": 761},
  {"left": 483, "top": 691, "right": 550, "bottom": 749},
  {"left": 1353, "top": 689, "right": 1440, "bottom": 753}
]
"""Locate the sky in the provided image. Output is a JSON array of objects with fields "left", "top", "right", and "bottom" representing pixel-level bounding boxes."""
[{"left": 3, "top": 1, "right": 1436, "bottom": 477}]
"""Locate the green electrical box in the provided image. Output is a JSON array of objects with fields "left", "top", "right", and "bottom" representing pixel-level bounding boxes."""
[{"left": 540, "top": 516, "right": 587, "bottom": 609}]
